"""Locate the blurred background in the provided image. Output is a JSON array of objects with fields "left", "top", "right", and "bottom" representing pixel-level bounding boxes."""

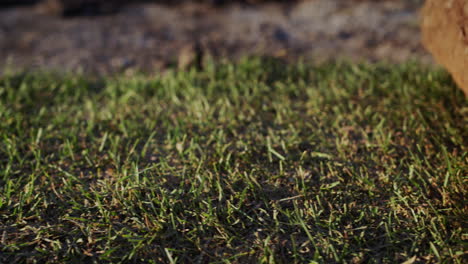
[{"left": 0, "top": 0, "right": 429, "bottom": 75}]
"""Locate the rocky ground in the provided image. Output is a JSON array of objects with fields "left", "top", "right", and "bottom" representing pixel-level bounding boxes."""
[{"left": 0, "top": 0, "right": 430, "bottom": 75}]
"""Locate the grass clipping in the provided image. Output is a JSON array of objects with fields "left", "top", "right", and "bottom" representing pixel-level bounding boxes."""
[{"left": 0, "top": 59, "right": 466, "bottom": 263}]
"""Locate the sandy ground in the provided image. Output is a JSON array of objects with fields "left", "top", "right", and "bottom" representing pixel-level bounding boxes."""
[{"left": 0, "top": 0, "right": 431, "bottom": 75}]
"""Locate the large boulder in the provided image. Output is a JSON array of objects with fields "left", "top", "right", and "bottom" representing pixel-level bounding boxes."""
[{"left": 421, "top": 0, "right": 468, "bottom": 96}]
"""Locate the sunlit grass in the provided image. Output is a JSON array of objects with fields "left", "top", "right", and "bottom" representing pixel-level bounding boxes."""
[{"left": 0, "top": 59, "right": 466, "bottom": 263}]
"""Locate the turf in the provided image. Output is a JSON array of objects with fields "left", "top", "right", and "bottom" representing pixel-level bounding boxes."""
[{"left": 0, "top": 59, "right": 466, "bottom": 263}]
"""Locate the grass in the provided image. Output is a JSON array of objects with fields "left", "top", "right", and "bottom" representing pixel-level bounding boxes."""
[{"left": 0, "top": 58, "right": 466, "bottom": 263}]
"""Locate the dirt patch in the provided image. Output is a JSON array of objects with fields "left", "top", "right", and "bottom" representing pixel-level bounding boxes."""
[
  {"left": 421, "top": 0, "right": 468, "bottom": 96},
  {"left": 0, "top": 0, "right": 430, "bottom": 75}
]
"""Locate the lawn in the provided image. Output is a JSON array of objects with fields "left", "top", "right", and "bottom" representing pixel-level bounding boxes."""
[{"left": 0, "top": 59, "right": 466, "bottom": 263}]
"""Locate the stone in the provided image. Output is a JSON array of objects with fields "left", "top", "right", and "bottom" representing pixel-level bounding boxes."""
[{"left": 421, "top": 0, "right": 468, "bottom": 96}]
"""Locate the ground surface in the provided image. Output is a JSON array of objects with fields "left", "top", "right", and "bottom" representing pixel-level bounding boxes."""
[
  {"left": 0, "top": 60, "right": 466, "bottom": 263},
  {"left": 0, "top": 0, "right": 429, "bottom": 75}
]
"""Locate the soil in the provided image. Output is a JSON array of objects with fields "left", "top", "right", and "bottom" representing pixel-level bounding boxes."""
[{"left": 0, "top": 0, "right": 431, "bottom": 75}]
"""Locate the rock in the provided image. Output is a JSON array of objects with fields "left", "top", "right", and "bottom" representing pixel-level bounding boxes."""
[{"left": 421, "top": 0, "right": 468, "bottom": 96}]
